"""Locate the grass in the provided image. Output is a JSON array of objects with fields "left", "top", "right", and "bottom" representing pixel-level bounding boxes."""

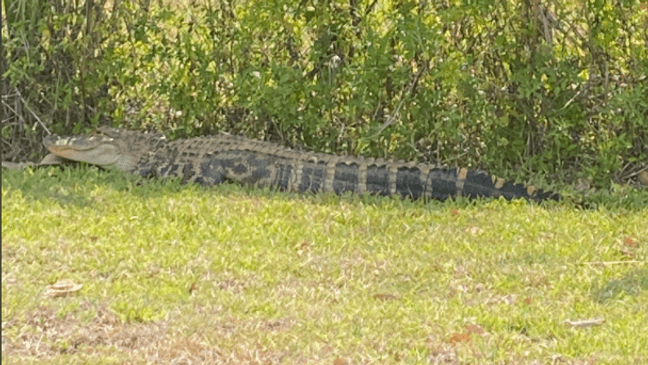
[{"left": 2, "top": 165, "right": 648, "bottom": 364}]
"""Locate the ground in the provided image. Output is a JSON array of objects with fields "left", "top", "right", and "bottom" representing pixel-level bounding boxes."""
[{"left": 2, "top": 166, "right": 647, "bottom": 364}]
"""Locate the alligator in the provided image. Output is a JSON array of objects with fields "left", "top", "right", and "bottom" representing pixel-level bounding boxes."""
[{"left": 42, "top": 126, "right": 559, "bottom": 202}]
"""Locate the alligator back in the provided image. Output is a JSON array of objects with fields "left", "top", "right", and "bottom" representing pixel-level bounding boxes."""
[{"left": 138, "top": 134, "right": 558, "bottom": 202}]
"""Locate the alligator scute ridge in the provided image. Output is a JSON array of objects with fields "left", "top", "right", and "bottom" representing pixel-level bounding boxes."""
[{"left": 42, "top": 126, "right": 559, "bottom": 202}]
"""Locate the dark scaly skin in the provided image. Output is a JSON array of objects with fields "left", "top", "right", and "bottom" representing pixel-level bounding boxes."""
[{"left": 43, "top": 126, "right": 559, "bottom": 202}]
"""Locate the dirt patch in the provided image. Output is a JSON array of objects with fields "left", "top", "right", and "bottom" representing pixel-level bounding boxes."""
[
  {"left": 1, "top": 303, "right": 288, "bottom": 364},
  {"left": 3, "top": 304, "right": 164, "bottom": 359}
]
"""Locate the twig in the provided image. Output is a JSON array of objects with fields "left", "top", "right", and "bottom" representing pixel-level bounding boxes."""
[
  {"left": 1, "top": 99, "right": 27, "bottom": 125},
  {"left": 561, "top": 88, "right": 582, "bottom": 109},
  {"left": 581, "top": 260, "right": 646, "bottom": 266},
  {"left": 1, "top": 92, "right": 20, "bottom": 99},
  {"left": 565, "top": 318, "right": 605, "bottom": 327},
  {"left": 14, "top": 88, "right": 51, "bottom": 135},
  {"left": 366, "top": 65, "right": 427, "bottom": 139},
  {"left": 621, "top": 165, "right": 648, "bottom": 180}
]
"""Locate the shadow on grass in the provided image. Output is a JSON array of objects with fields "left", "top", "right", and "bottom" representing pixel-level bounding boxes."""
[
  {"left": 2, "top": 164, "right": 453, "bottom": 211},
  {"left": 592, "top": 269, "right": 648, "bottom": 303},
  {"left": 3, "top": 163, "right": 647, "bottom": 211},
  {"left": 577, "top": 186, "right": 648, "bottom": 211},
  {"left": 1, "top": 164, "right": 178, "bottom": 208}
]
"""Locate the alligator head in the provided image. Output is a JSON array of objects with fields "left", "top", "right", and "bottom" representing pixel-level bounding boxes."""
[{"left": 42, "top": 126, "right": 166, "bottom": 172}]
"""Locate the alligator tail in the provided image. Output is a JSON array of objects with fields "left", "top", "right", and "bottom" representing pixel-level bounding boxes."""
[
  {"left": 457, "top": 168, "right": 559, "bottom": 201},
  {"left": 298, "top": 159, "right": 559, "bottom": 202}
]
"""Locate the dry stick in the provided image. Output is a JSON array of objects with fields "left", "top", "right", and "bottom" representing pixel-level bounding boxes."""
[
  {"left": 14, "top": 88, "right": 51, "bottom": 135},
  {"left": 561, "top": 88, "right": 582, "bottom": 109},
  {"left": 621, "top": 165, "right": 648, "bottom": 179},
  {"left": 1, "top": 98, "right": 28, "bottom": 125},
  {"left": 366, "top": 66, "right": 427, "bottom": 140},
  {"left": 565, "top": 318, "right": 605, "bottom": 327},
  {"left": 582, "top": 260, "right": 647, "bottom": 266}
]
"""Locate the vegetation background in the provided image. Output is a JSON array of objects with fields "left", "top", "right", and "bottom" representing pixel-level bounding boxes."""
[{"left": 2, "top": 0, "right": 647, "bottom": 188}]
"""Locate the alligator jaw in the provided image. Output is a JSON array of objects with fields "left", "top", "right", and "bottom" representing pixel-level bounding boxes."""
[{"left": 43, "top": 135, "right": 122, "bottom": 168}]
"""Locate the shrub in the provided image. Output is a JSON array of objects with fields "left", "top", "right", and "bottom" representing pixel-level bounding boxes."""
[{"left": 2, "top": 0, "right": 647, "bottom": 188}]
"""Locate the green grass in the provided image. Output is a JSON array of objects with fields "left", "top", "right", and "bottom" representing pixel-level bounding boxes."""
[{"left": 2, "top": 165, "right": 648, "bottom": 364}]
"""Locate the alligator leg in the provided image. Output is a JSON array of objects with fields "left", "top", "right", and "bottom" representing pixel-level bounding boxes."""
[{"left": 192, "top": 158, "right": 226, "bottom": 186}]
